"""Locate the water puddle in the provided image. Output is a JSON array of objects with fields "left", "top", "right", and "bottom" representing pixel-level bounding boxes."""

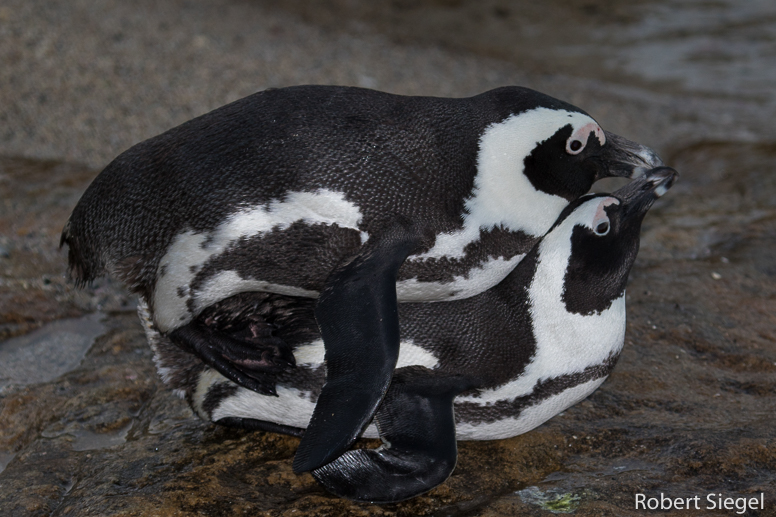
[
  {"left": 543, "top": 458, "right": 663, "bottom": 484},
  {"left": 0, "top": 451, "right": 17, "bottom": 475},
  {"left": 42, "top": 420, "right": 134, "bottom": 452},
  {"left": 598, "top": 0, "right": 776, "bottom": 102},
  {"left": 147, "top": 404, "right": 195, "bottom": 436},
  {"left": 0, "top": 313, "right": 106, "bottom": 391},
  {"left": 71, "top": 422, "right": 133, "bottom": 451},
  {"left": 62, "top": 475, "right": 77, "bottom": 497},
  {"left": 273, "top": 0, "right": 776, "bottom": 106}
]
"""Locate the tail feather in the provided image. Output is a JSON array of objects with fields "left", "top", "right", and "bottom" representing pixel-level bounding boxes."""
[
  {"left": 61, "top": 211, "right": 153, "bottom": 299},
  {"left": 60, "top": 217, "right": 104, "bottom": 287}
]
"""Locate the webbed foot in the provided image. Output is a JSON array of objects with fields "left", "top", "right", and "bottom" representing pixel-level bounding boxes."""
[{"left": 311, "top": 367, "right": 478, "bottom": 503}]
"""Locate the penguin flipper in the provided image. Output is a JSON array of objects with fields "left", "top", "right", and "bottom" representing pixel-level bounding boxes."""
[
  {"left": 311, "top": 367, "right": 477, "bottom": 504},
  {"left": 168, "top": 321, "right": 295, "bottom": 396},
  {"left": 292, "top": 221, "right": 423, "bottom": 474}
]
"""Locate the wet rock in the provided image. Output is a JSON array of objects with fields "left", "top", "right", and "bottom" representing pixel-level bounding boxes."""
[
  {"left": 0, "top": 0, "right": 775, "bottom": 515},
  {"left": 0, "top": 157, "right": 132, "bottom": 341},
  {"left": 0, "top": 313, "right": 105, "bottom": 390},
  {"left": 0, "top": 142, "right": 773, "bottom": 515}
]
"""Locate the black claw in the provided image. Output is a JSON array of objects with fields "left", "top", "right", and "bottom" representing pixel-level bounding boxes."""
[
  {"left": 168, "top": 320, "right": 293, "bottom": 396},
  {"left": 216, "top": 416, "right": 304, "bottom": 437}
]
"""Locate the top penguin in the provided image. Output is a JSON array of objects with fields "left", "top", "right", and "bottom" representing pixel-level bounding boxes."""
[{"left": 61, "top": 85, "right": 665, "bottom": 470}]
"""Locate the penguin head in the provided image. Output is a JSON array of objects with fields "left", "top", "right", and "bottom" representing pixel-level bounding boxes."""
[
  {"left": 549, "top": 167, "right": 678, "bottom": 315},
  {"left": 479, "top": 88, "right": 665, "bottom": 204},
  {"left": 520, "top": 111, "right": 665, "bottom": 202},
  {"left": 471, "top": 89, "right": 666, "bottom": 237}
]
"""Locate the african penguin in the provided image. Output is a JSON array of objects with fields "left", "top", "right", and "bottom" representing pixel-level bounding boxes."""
[
  {"left": 140, "top": 167, "right": 677, "bottom": 503},
  {"left": 61, "top": 85, "right": 665, "bottom": 484}
]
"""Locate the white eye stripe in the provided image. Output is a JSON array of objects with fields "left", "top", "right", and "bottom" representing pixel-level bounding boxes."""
[
  {"left": 589, "top": 196, "right": 617, "bottom": 236},
  {"left": 566, "top": 122, "right": 606, "bottom": 155}
]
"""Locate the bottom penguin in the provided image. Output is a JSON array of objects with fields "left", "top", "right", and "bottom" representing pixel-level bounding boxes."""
[{"left": 140, "top": 167, "right": 677, "bottom": 503}]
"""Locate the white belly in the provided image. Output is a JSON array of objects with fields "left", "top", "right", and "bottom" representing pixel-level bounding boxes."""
[{"left": 454, "top": 377, "right": 607, "bottom": 440}]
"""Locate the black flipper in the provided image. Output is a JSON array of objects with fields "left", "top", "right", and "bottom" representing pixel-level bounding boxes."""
[
  {"left": 311, "top": 367, "right": 478, "bottom": 504},
  {"left": 292, "top": 220, "right": 424, "bottom": 474},
  {"left": 168, "top": 321, "right": 295, "bottom": 396}
]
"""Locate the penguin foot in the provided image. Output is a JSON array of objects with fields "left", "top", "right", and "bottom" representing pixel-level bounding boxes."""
[
  {"left": 168, "top": 321, "right": 295, "bottom": 396},
  {"left": 310, "top": 367, "right": 478, "bottom": 504}
]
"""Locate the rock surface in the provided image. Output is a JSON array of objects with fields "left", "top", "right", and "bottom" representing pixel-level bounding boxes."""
[{"left": 1, "top": 0, "right": 775, "bottom": 515}]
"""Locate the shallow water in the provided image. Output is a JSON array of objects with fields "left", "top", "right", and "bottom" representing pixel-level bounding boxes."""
[
  {"left": 0, "top": 451, "right": 15, "bottom": 475},
  {"left": 42, "top": 419, "right": 133, "bottom": 452},
  {"left": 601, "top": 0, "right": 776, "bottom": 102},
  {"left": 0, "top": 313, "right": 105, "bottom": 391},
  {"left": 273, "top": 0, "right": 776, "bottom": 117}
]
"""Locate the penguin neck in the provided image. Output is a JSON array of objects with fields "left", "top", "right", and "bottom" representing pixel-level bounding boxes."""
[
  {"left": 465, "top": 108, "right": 574, "bottom": 238},
  {"left": 524, "top": 222, "right": 627, "bottom": 362},
  {"left": 561, "top": 226, "right": 640, "bottom": 316},
  {"left": 457, "top": 221, "right": 626, "bottom": 407},
  {"left": 409, "top": 109, "right": 575, "bottom": 262}
]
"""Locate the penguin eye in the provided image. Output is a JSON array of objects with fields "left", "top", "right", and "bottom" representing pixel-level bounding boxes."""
[
  {"left": 594, "top": 221, "right": 610, "bottom": 236},
  {"left": 566, "top": 137, "right": 585, "bottom": 155},
  {"left": 565, "top": 121, "right": 605, "bottom": 156}
]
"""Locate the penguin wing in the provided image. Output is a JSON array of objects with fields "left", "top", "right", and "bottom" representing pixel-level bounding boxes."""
[
  {"left": 311, "top": 367, "right": 478, "bottom": 503},
  {"left": 292, "top": 220, "right": 424, "bottom": 474}
]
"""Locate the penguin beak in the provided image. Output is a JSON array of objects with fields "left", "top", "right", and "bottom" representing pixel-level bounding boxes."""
[
  {"left": 598, "top": 131, "right": 665, "bottom": 180},
  {"left": 613, "top": 166, "right": 678, "bottom": 216}
]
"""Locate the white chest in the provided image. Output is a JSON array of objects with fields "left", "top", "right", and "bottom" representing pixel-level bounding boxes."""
[{"left": 452, "top": 223, "right": 627, "bottom": 440}]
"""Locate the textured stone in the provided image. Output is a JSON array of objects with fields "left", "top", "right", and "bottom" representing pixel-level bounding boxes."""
[{"left": 0, "top": 0, "right": 775, "bottom": 515}]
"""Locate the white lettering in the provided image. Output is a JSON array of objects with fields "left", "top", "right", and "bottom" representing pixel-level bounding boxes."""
[{"left": 636, "top": 492, "right": 763, "bottom": 513}]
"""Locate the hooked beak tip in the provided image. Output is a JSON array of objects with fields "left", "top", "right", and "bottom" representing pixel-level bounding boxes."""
[
  {"left": 649, "top": 166, "right": 678, "bottom": 198},
  {"left": 612, "top": 166, "right": 678, "bottom": 209},
  {"left": 629, "top": 150, "right": 664, "bottom": 179},
  {"left": 604, "top": 130, "right": 665, "bottom": 179}
]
